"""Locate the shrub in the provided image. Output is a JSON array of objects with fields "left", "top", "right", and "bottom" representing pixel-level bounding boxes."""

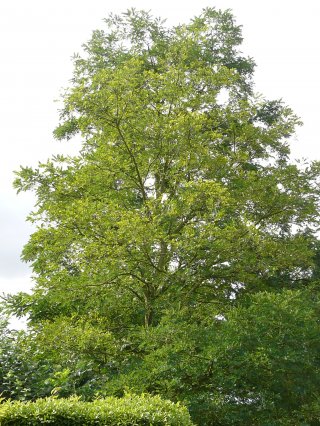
[{"left": 0, "top": 394, "right": 194, "bottom": 425}]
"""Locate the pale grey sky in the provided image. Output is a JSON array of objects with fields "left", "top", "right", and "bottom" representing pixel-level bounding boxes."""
[{"left": 1, "top": 0, "right": 319, "bottom": 298}]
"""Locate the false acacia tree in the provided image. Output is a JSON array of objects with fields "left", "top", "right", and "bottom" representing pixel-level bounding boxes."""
[{"left": 8, "top": 7, "right": 320, "bottom": 424}]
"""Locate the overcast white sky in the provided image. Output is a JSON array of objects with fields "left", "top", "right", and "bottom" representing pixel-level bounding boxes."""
[{"left": 1, "top": 0, "right": 319, "bottom": 300}]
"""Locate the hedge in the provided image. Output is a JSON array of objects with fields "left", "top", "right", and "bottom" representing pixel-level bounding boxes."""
[{"left": 0, "top": 394, "right": 194, "bottom": 425}]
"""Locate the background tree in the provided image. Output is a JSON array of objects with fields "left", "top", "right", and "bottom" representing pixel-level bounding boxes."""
[
  {"left": 6, "top": 7, "right": 320, "bottom": 424},
  {"left": 115, "top": 289, "right": 320, "bottom": 425},
  {"left": 0, "top": 310, "right": 53, "bottom": 400}
]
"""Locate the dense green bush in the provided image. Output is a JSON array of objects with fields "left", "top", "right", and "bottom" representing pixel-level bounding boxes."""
[
  {"left": 0, "top": 394, "right": 194, "bottom": 425},
  {"left": 103, "top": 290, "right": 320, "bottom": 425}
]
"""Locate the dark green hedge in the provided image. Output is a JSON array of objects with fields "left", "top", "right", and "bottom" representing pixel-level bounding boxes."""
[{"left": 0, "top": 394, "right": 194, "bottom": 425}]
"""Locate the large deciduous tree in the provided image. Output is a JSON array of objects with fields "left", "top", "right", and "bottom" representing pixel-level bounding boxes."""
[{"left": 8, "top": 8, "right": 320, "bottom": 424}]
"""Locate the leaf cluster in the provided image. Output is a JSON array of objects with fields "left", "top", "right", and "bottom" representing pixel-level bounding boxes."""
[{"left": 0, "top": 394, "right": 193, "bottom": 425}]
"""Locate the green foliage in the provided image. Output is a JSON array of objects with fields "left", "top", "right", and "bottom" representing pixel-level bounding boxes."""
[
  {"left": 0, "top": 394, "right": 193, "bottom": 425},
  {"left": 12, "top": 8, "right": 320, "bottom": 333},
  {"left": 105, "top": 290, "right": 320, "bottom": 425},
  {"left": 5, "top": 6, "right": 320, "bottom": 425},
  {"left": 199, "top": 289, "right": 320, "bottom": 424},
  {"left": 0, "top": 313, "right": 52, "bottom": 401}
]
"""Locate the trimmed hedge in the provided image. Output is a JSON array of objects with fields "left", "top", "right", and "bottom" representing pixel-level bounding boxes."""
[{"left": 0, "top": 394, "right": 194, "bottom": 425}]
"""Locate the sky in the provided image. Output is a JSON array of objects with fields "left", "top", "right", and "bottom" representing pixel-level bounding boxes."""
[{"left": 0, "top": 0, "right": 319, "bottom": 308}]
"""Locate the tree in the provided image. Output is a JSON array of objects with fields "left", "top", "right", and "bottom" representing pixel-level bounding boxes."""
[
  {"left": 0, "top": 310, "right": 53, "bottom": 400},
  {"left": 8, "top": 7, "right": 320, "bottom": 424},
  {"left": 118, "top": 289, "right": 320, "bottom": 425}
]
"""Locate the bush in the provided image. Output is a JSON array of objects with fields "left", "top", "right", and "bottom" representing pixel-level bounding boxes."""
[{"left": 0, "top": 394, "right": 194, "bottom": 425}]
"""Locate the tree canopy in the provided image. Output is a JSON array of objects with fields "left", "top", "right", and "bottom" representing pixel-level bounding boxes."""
[{"left": 4, "top": 7, "right": 320, "bottom": 425}]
